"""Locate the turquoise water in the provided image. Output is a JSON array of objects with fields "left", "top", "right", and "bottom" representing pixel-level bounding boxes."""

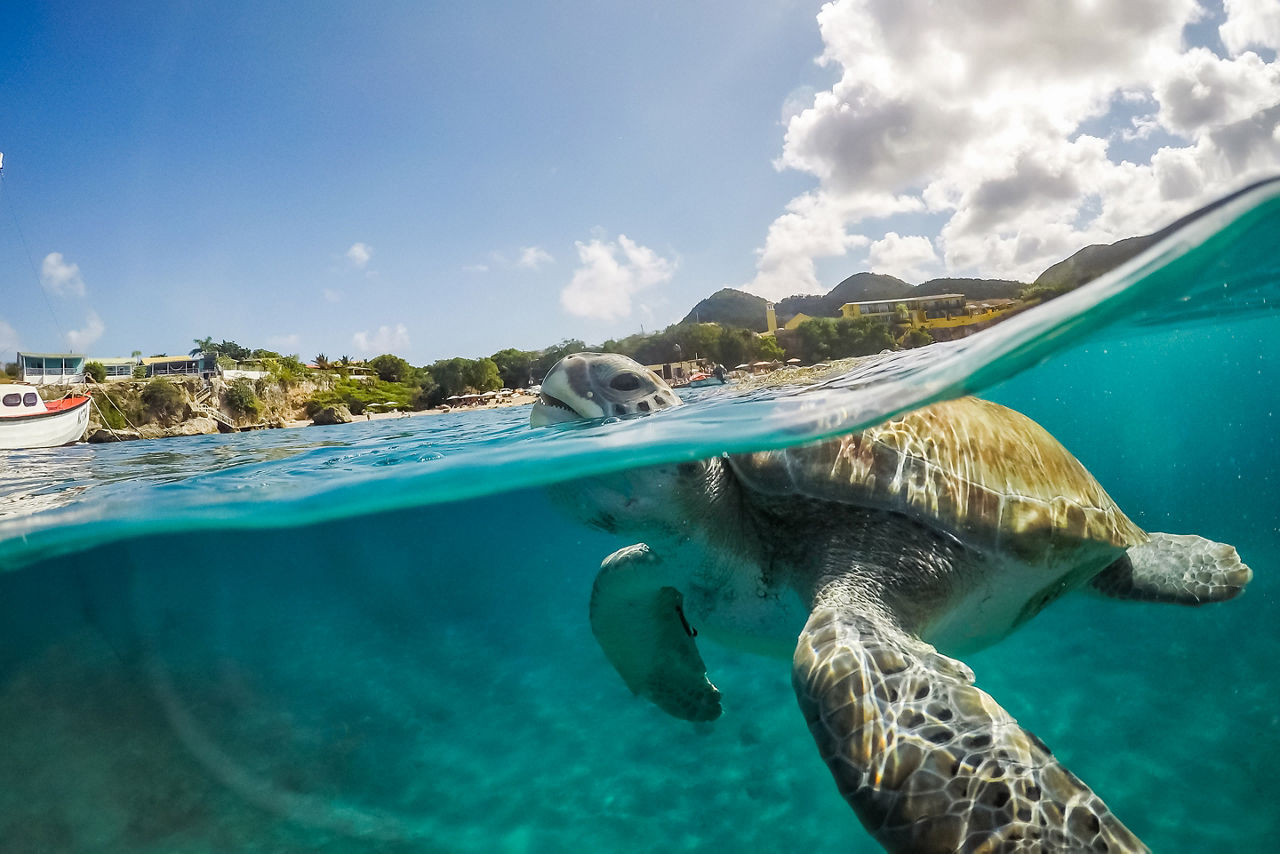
[{"left": 1, "top": 180, "right": 1278, "bottom": 852}]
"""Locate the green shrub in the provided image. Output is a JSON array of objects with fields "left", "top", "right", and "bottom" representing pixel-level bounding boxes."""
[
  {"left": 91, "top": 388, "right": 142, "bottom": 430},
  {"left": 132, "top": 365, "right": 147, "bottom": 379},
  {"left": 141, "top": 378, "right": 184, "bottom": 421},
  {"left": 224, "top": 378, "right": 262, "bottom": 417},
  {"left": 84, "top": 361, "right": 107, "bottom": 383},
  {"left": 304, "top": 377, "right": 412, "bottom": 417},
  {"left": 901, "top": 327, "right": 934, "bottom": 349}
]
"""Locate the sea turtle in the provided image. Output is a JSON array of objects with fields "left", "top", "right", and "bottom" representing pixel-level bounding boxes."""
[{"left": 531, "top": 352, "right": 1253, "bottom": 853}]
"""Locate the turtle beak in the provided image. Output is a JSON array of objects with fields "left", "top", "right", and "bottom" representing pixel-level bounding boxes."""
[{"left": 530, "top": 392, "right": 585, "bottom": 427}]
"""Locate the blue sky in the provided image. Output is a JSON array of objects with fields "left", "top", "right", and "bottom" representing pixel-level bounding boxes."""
[{"left": 2, "top": 1, "right": 1278, "bottom": 365}]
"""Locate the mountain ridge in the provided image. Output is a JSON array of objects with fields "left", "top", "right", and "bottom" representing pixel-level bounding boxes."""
[{"left": 680, "top": 217, "right": 1202, "bottom": 333}]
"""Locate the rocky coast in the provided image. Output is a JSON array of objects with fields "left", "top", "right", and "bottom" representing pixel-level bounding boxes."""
[{"left": 35, "top": 377, "right": 539, "bottom": 444}]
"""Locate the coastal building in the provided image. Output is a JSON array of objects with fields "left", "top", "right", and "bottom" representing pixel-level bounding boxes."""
[
  {"left": 142, "top": 352, "right": 220, "bottom": 379},
  {"left": 783, "top": 312, "right": 816, "bottom": 331},
  {"left": 222, "top": 359, "right": 270, "bottom": 381},
  {"left": 840, "top": 294, "right": 1020, "bottom": 342},
  {"left": 16, "top": 352, "right": 86, "bottom": 385},
  {"left": 94, "top": 357, "right": 140, "bottom": 380},
  {"left": 841, "top": 294, "right": 967, "bottom": 324}
]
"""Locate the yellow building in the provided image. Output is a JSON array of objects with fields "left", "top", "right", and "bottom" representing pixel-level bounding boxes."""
[
  {"left": 841, "top": 294, "right": 1019, "bottom": 341},
  {"left": 783, "top": 312, "right": 816, "bottom": 331},
  {"left": 840, "top": 294, "right": 966, "bottom": 324}
]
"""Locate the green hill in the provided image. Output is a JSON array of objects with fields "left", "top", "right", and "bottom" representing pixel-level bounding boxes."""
[
  {"left": 680, "top": 275, "right": 1024, "bottom": 330},
  {"left": 681, "top": 288, "right": 770, "bottom": 331},
  {"left": 1032, "top": 236, "right": 1158, "bottom": 292}
]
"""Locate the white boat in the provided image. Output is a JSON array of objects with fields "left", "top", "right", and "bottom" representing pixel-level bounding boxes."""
[{"left": 0, "top": 384, "right": 92, "bottom": 449}]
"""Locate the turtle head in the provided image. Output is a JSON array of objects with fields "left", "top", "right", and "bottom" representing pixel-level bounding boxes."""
[
  {"left": 532, "top": 354, "right": 726, "bottom": 537},
  {"left": 530, "top": 352, "right": 681, "bottom": 427}
]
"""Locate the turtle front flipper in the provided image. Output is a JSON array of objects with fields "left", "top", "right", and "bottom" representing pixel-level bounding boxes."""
[
  {"left": 590, "top": 544, "right": 721, "bottom": 722},
  {"left": 793, "top": 601, "right": 1147, "bottom": 853},
  {"left": 1090, "top": 532, "right": 1252, "bottom": 605}
]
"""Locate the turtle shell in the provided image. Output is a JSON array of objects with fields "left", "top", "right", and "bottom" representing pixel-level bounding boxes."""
[{"left": 729, "top": 396, "right": 1146, "bottom": 559}]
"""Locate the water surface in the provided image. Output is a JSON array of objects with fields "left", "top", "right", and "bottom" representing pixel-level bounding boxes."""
[{"left": 1, "top": 180, "right": 1278, "bottom": 852}]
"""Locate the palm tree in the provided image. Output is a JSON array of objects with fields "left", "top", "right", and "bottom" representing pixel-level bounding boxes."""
[
  {"left": 190, "top": 336, "right": 216, "bottom": 356},
  {"left": 314, "top": 353, "right": 331, "bottom": 370}
]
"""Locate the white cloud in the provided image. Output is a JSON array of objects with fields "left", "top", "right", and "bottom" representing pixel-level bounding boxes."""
[
  {"left": 352, "top": 323, "right": 410, "bottom": 354},
  {"left": 462, "top": 263, "right": 489, "bottom": 273},
  {"left": 0, "top": 317, "right": 19, "bottom": 353},
  {"left": 517, "top": 246, "right": 554, "bottom": 269},
  {"left": 66, "top": 311, "right": 104, "bottom": 351},
  {"left": 267, "top": 333, "right": 300, "bottom": 353},
  {"left": 1220, "top": 0, "right": 1280, "bottom": 54},
  {"left": 346, "top": 242, "right": 373, "bottom": 268},
  {"left": 867, "top": 233, "right": 939, "bottom": 281},
  {"left": 323, "top": 288, "right": 341, "bottom": 303},
  {"left": 561, "top": 235, "right": 675, "bottom": 321},
  {"left": 745, "top": 191, "right": 892, "bottom": 299},
  {"left": 1154, "top": 48, "right": 1280, "bottom": 136},
  {"left": 749, "top": 0, "right": 1280, "bottom": 285},
  {"left": 41, "top": 252, "right": 86, "bottom": 297}
]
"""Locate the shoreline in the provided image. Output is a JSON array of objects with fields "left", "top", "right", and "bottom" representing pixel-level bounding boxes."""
[{"left": 281, "top": 392, "right": 539, "bottom": 429}]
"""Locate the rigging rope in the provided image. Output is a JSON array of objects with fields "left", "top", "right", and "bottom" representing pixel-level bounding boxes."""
[{"left": 0, "top": 165, "right": 68, "bottom": 347}]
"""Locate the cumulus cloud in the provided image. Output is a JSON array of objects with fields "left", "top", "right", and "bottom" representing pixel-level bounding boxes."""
[
  {"left": 867, "top": 233, "right": 939, "bottom": 281},
  {"left": 517, "top": 246, "right": 554, "bottom": 269},
  {"left": 0, "top": 317, "right": 19, "bottom": 353},
  {"left": 346, "top": 242, "right": 373, "bottom": 268},
  {"left": 561, "top": 235, "right": 675, "bottom": 320},
  {"left": 41, "top": 252, "right": 86, "bottom": 297},
  {"left": 267, "top": 333, "right": 300, "bottom": 352},
  {"left": 352, "top": 323, "right": 410, "bottom": 354},
  {"left": 66, "top": 311, "right": 104, "bottom": 351},
  {"left": 746, "top": 0, "right": 1280, "bottom": 289},
  {"left": 1220, "top": 0, "right": 1280, "bottom": 54}
]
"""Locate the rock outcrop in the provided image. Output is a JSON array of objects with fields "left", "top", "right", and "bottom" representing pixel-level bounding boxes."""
[{"left": 309, "top": 404, "right": 354, "bottom": 426}]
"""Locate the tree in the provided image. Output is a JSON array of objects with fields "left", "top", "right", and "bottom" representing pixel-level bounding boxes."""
[
  {"left": 717, "top": 328, "right": 756, "bottom": 368},
  {"left": 461, "top": 358, "right": 502, "bottom": 392},
  {"left": 428, "top": 358, "right": 470, "bottom": 402},
  {"left": 84, "top": 361, "right": 107, "bottom": 383},
  {"left": 369, "top": 353, "right": 412, "bottom": 383},
  {"left": 793, "top": 316, "right": 895, "bottom": 363},
  {"left": 490, "top": 348, "right": 535, "bottom": 389},
  {"left": 533, "top": 339, "right": 587, "bottom": 380},
  {"left": 756, "top": 335, "right": 786, "bottom": 362},
  {"left": 190, "top": 336, "right": 216, "bottom": 356},
  {"left": 215, "top": 340, "right": 252, "bottom": 361},
  {"left": 4, "top": 361, "right": 20, "bottom": 379},
  {"left": 225, "top": 378, "right": 262, "bottom": 417},
  {"left": 901, "top": 327, "right": 934, "bottom": 348},
  {"left": 794, "top": 318, "right": 837, "bottom": 363},
  {"left": 833, "top": 316, "right": 896, "bottom": 356},
  {"left": 314, "top": 353, "right": 331, "bottom": 370}
]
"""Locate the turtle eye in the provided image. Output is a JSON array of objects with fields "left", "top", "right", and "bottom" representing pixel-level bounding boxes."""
[{"left": 609, "top": 373, "right": 642, "bottom": 391}]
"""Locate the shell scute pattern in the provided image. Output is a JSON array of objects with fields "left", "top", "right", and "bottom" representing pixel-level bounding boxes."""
[{"left": 733, "top": 397, "right": 1146, "bottom": 557}]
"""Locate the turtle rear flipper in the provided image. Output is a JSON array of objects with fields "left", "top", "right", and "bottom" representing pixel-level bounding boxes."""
[
  {"left": 794, "top": 597, "right": 1147, "bottom": 853},
  {"left": 1090, "top": 533, "right": 1252, "bottom": 605},
  {"left": 590, "top": 544, "right": 722, "bottom": 722}
]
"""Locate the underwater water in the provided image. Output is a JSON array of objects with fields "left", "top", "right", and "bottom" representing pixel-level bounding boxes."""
[{"left": 0, "top": 180, "right": 1278, "bottom": 853}]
